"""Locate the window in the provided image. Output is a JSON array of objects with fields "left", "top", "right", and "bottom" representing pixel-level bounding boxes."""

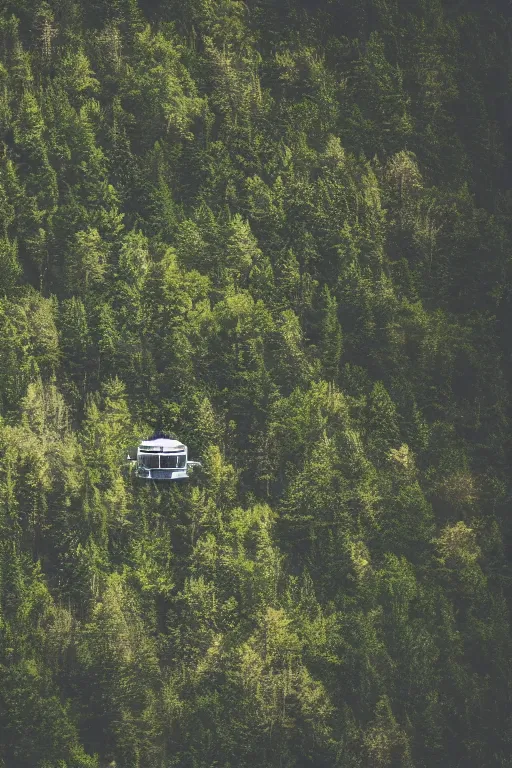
[
  {"left": 160, "top": 454, "right": 187, "bottom": 469},
  {"left": 140, "top": 454, "right": 159, "bottom": 468}
]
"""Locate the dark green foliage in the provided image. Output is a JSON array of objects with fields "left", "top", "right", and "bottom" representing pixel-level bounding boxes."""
[{"left": 0, "top": 1, "right": 512, "bottom": 766}]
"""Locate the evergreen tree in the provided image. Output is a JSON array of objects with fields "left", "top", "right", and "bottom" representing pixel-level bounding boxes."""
[{"left": 0, "top": 1, "right": 511, "bottom": 765}]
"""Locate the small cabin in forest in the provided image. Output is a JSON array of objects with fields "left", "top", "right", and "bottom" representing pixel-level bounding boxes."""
[{"left": 129, "top": 431, "right": 201, "bottom": 481}]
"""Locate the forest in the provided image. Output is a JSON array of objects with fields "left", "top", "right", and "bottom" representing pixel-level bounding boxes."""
[{"left": 1, "top": 0, "right": 512, "bottom": 765}]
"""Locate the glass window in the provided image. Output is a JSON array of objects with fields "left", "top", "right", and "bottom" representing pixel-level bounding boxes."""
[
  {"left": 160, "top": 454, "right": 187, "bottom": 469},
  {"left": 140, "top": 454, "right": 159, "bottom": 468},
  {"left": 160, "top": 455, "right": 175, "bottom": 468}
]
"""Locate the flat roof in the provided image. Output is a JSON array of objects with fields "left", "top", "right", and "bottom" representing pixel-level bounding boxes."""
[{"left": 139, "top": 438, "right": 185, "bottom": 450}]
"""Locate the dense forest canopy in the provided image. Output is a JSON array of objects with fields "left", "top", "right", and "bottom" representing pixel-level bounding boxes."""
[{"left": 1, "top": 0, "right": 512, "bottom": 765}]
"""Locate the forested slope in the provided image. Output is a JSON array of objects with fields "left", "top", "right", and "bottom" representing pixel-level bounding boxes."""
[{"left": 1, "top": 0, "right": 512, "bottom": 765}]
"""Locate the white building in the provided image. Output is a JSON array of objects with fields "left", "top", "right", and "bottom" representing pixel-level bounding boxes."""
[{"left": 135, "top": 437, "right": 189, "bottom": 480}]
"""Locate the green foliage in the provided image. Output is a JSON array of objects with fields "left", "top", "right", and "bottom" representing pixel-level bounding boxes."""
[{"left": 0, "top": 1, "right": 511, "bottom": 766}]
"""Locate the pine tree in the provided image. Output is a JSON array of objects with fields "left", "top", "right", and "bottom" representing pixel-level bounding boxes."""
[{"left": 318, "top": 284, "right": 343, "bottom": 382}]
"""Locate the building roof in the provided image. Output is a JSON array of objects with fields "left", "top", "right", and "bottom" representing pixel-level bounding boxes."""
[{"left": 139, "top": 438, "right": 186, "bottom": 451}]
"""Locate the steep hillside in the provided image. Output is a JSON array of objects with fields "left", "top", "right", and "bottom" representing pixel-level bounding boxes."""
[{"left": 1, "top": 1, "right": 512, "bottom": 766}]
